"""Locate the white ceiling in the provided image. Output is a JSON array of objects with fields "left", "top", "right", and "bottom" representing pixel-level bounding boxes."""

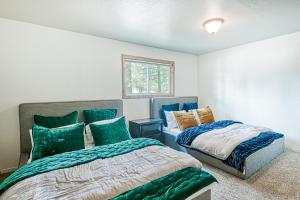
[{"left": 0, "top": 0, "right": 300, "bottom": 54}]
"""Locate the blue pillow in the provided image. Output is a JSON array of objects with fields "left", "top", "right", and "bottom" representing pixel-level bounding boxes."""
[
  {"left": 183, "top": 103, "right": 198, "bottom": 111},
  {"left": 160, "top": 103, "right": 179, "bottom": 127}
]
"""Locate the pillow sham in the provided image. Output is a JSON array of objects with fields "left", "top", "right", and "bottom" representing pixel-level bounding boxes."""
[
  {"left": 160, "top": 103, "right": 180, "bottom": 127},
  {"left": 174, "top": 112, "right": 198, "bottom": 131},
  {"left": 164, "top": 110, "right": 186, "bottom": 130},
  {"left": 34, "top": 111, "right": 78, "bottom": 128},
  {"left": 183, "top": 102, "right": 198, "bottom": 111},
  {"left": 83, "top": 109, "right": 117, "bottom": 124},
  {"left": 85, "top": 117, "right": 122, "bottom": 148},
  {"left": 31, "top": 122, "right": 85, "bottom": 161},
  {"left": 29, "top": 123, "right": 89, "bottom": 163},
  {"left": 193, "top": 106, "right": 215, "bottom": 125},
  {"left": 89, "top": 116, "right": 131, "bottom": 146}
]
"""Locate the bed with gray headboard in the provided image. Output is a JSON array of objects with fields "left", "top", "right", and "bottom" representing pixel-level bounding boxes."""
[
  {"left": 1, "top": 98, "right": 216, "bottom": 200},
  {"left": 18, "top": 99, "right": 123, "bottom": 167},
  {"left": 150, "top": 96, "right": 285, "bottom": 179}
]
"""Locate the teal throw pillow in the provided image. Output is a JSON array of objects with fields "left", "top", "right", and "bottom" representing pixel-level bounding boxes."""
[
  {"left": 34, "top": 111, "right": 78, "bottom": 128},
  {"left": 89, "top": 116, "right": 131, "bottom": 146},
  {"left": 83, "top": 109, "right": 117, "bottom": 124},
  {"left": 31, "top": 122, "right": 85, "bottom": 161}
]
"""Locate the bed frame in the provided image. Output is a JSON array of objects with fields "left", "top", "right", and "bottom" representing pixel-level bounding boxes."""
[
  {"left": 150, "top": 96, "right": 285, "bottom": 179},
  {"left": 18, "top": 99, "right": 212, "bottom": 200}
]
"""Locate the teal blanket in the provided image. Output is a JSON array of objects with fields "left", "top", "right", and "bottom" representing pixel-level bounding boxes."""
[
  {"left": 114, "top": 167, "right": 216, "bottom": 200},
  {"left": 0, "top": 138, "right": 163, "bottom": 194}
]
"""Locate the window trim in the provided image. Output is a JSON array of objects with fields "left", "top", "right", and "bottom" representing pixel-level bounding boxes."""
[{"left": 122, "top": 54, "right": 175, "bottom": 99}]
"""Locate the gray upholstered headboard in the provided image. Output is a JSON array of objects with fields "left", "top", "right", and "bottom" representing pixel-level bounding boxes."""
[
  {"left": 19, "top": 99, "right": 123, "bottom": 154},
  {"left": 150, "top": 96, "right": 198, "bottom": 119}
]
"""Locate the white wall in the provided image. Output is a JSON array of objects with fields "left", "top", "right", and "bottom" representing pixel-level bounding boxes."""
[
  {"left": 0, "top": 18, "right": 198, "bottom": 172},
  {"left": 198, "top": 31, "right": 300, "bottom": 151}
]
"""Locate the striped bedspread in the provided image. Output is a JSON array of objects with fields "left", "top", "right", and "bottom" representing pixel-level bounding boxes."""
[{"left": 177, "top": 120, "right": 284, "bottom": 171}]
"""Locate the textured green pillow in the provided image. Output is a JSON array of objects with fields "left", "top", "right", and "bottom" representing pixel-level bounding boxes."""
[
  {"left": 83, "top": 109, "right": 117, "bottom": 124},
  {"left": 31, "top": 122, "right": 85, "bottom": 161},
  {"left": 34, "top": 111, "right": 78, "bottom": 128},
  {"left": 89, "top": 116, "right": 131, "bottom": 146}
]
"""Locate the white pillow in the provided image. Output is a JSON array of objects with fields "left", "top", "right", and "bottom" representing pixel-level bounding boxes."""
[
  {"left": 28, "top": 129, "right": 33, "bottom": 163},
  {"left": 85, "top": 117, "right": 122, "bottom": 148},
  {"left": 164, "top": 110, "right": 186, "bottom": 130},
  {"left": 27, "top": 123, "right": 85, "bottom": 163}
]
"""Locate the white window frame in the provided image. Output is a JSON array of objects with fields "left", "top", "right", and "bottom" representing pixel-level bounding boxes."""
[{"left": 122, "top": 54, "right": 175, "bottom": 99}]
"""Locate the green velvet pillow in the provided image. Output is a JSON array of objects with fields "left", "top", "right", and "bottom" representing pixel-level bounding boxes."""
[
  {"left": 89, "top": 116, "right": 131, "bottom": 146},
  {"left": 31, "top": 122, "right": 85, "bottom": 161},
  {"left": 34, "top": 111, "right": 78, "bottom": 128},
  {"left": 83, "top": 109, "right": 117, "bottom": 124}
]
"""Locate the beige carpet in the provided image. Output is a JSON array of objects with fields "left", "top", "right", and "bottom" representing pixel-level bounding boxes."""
[{"left": 202, "top": 149, "right": 300, "bottom": 200}]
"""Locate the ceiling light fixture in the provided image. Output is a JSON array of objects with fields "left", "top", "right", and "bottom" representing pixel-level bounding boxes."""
[{"left": 203, "top": 18, "right": 224, "bottom": 34}]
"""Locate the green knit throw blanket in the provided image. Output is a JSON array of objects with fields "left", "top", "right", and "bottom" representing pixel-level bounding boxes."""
[{"left": 0, "top": 138, "right": 163, "bottom": 194}]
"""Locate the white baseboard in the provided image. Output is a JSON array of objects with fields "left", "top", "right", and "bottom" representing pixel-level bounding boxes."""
[{"left": 0, "top": 166, "right": 17, "bottom": 174}]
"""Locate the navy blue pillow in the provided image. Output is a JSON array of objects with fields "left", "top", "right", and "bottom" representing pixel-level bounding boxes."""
[
  {"left": 160, "top": 103, "right": 180, "bottom": 127},
  {"left": 183, "top": 103, "right": 198, "bottom": 111}
]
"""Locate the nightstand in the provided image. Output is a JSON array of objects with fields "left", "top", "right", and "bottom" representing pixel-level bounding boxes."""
[{"left": 129, "top": 118, "right": 163, "bottom": 141}]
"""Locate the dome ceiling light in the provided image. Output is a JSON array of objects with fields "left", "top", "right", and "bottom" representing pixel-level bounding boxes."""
[{"left": 203, "top": 18, "right": 224, "bottom": 34}]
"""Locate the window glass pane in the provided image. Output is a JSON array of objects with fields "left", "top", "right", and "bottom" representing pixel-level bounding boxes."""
[
  {"left": 149, "top": 65, "right": 159, "bottom": 94},
  {"left": 125, "top": 61, "right": 148, "bottom": 95},
  {"left": 159, "top": 65, "right": 171, "bottom": 94},
  {"left": 128, "top": 61, "right": 148, "bottom": 94},
  {"left": 123, "top": 56, "right": 174, "bottom": 98}
]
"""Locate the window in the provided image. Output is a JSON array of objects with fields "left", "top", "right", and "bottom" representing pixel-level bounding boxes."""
[{"left": 122, "top": 55, "right": 175, "bottom": 99}]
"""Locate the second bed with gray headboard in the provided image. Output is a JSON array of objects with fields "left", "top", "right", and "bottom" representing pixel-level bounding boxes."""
[{"left": 149, "top": 96, "right": 284, "bottom": 179}]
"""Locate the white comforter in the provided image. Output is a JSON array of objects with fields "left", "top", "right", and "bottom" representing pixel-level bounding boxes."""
[
  {"left": 1, "top": 145, "right": 202, "bottom": 200},
  {"left": 190, "top": 123, "right": 271, "bottom": 160}
]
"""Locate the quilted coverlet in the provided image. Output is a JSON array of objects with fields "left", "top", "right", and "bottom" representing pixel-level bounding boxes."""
[{"left": 0, "top": 138, "right": 216, "bottom": 200}]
